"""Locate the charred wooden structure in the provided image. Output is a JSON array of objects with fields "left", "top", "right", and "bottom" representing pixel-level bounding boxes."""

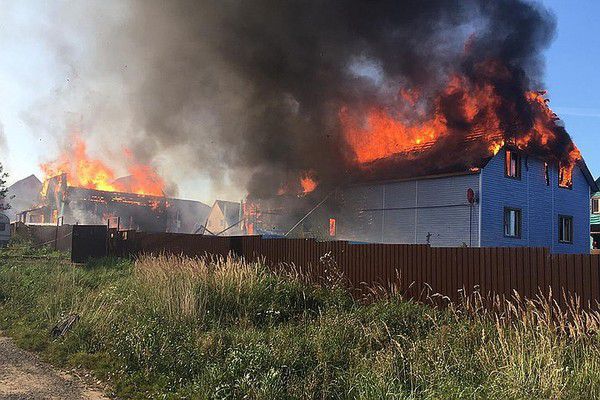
[{"left": 18, "top": 174, "right": 210, "bottom": 233}]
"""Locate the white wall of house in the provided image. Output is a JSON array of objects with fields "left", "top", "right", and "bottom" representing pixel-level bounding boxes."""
[{"left": 337, "top": 172, "right": 481, "bottom": 246}]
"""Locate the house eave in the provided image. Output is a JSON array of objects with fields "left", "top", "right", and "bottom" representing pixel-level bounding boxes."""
[{"left": 346, "top": 168, "right": 481, "bottom": 188}]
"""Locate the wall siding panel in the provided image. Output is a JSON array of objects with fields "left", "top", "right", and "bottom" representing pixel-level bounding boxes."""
[
  {"left": 339, "top": 173, "right": 480, "bottom": 247},
  {"left": 481, "top": 150, "right": 590, "bottom": 254}
]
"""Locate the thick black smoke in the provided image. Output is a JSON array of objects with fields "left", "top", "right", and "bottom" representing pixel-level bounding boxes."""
[{"left": 114, "top": 0, "right": 559, "bottom": 199}]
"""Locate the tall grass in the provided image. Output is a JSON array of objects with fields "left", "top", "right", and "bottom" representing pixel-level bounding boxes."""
[{"left": 2, "top": 246, "right": 600, "bottom": 399}]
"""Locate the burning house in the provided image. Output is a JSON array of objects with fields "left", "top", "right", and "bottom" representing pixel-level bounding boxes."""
[
  {"left": 220, "top": 1, "right": 599, "bottom": 255},
  {"left": 19, "top": 173, "right": 210, "bottom": 233},
  {"left": 336, "top": 145, "right": 596, "bottom": 254},
  {"left": 16, "top": 133, "right": 211, "bottom": 233},
  {"left": 246, "top": 141, "right": 597, "bottom": 254}
]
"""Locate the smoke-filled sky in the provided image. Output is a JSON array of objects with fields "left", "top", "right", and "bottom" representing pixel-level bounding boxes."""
[{"left": 1, "top": 0, "right": 599, "bottom": 205}]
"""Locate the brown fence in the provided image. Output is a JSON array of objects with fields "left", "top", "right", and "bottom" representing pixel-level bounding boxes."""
[
  {"left": 11, "top": 222, "right": 73, "bottom": 252},
  {"left": 108, "top": 231, "right": 600, "bottom": 308}
]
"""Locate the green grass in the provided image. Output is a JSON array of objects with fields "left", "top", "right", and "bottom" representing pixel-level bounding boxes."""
[{"left": 2, "top": 239, "right": 600, "bottom": 399}]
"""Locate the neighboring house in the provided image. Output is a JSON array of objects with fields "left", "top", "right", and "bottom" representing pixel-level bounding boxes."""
[
  {"left": 3, "top": 175, "right": 42, "bottom": 221},
  {"left": 166, "top": 198, "right": 211, "bottom": 234},
  {"left": 331, "top": 146, "right": 597, "bottom": 254},
  {"left": 205, "top": 200, "right": 242, "bottom": 235},
  {"left": 591, "top": 178, "right": 600, "bottom": 250}
]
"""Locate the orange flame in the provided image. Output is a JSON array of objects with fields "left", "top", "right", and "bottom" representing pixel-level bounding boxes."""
[
  {"left": 341, "top": 74, "right": 503, "bottom": 164},
  {"left": 300, "top": 171, "right": 318, "bottom": 194},
  {"left": 41, "top": 134, "right": 165, "bottom": 196},
  {"left": 341, "top": 68, "right": 581, "bottom": 181}
]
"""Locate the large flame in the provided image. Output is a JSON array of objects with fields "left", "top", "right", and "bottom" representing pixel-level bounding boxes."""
[
  {"left": 41, "top": 134, "right": 165, "bottom": 196},
  {"left": 340, "top": 62, "right": 581, "bottom": 185},
  {"left": 341, "top": 74, "right": 504, "bottom": 164}
]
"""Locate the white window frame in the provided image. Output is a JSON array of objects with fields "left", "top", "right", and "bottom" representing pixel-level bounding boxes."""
[
  {"left": 593, "top": 198, "right": 600, "bottom": 214},
  {"left": 504, "top": 207, "right": 522, "bottom": 238},
  {"left": 558, "top": 215, "right": 573, "bottom": 244}
]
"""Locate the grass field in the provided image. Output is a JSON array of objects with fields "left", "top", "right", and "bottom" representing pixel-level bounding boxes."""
[{"left": 2, "top": 239, "right": 600, "bottom": 399}]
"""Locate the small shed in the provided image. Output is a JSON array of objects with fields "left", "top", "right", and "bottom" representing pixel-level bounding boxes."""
[{"left": 204, "top": 200, "right": 242, "bottom": 235}]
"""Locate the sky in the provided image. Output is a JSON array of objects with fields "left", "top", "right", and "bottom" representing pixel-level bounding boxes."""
[
  {"left": 540, "top": 0, "right": 600, "bottom": 178},
  {"left": 0, "top": 0, "right": 599, "bottom": 203}
]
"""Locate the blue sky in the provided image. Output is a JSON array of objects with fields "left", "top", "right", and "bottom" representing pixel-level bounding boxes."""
[
  {"left": 541, "top": 0, "right": 600, "bottom": 176},
  {"left": 1, "top": 0, "right": 599, "bottom": 198}
]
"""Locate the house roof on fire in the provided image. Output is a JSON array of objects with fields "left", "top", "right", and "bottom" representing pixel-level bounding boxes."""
[{"left": 356, "top": 131, "right": 598, "bottom": 192}]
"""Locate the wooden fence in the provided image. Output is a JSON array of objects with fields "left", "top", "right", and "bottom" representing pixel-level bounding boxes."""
[{"left": 104, "top": 231, "right": 600, "bottom": 308}]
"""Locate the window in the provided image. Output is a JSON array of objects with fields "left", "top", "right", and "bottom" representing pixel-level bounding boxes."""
[
  {"left": 593, "top": 198, "right": 600, "bottom": 214},
  {"left": 329, "top": 218, "right": 336, "bottom": 236},
  {"left": 558, "top": 166, "right": 573, "bottom": 189},
  {"left": 558, "top": 215, "right": 573, "bottom": 244},
  {"left": 505, "top": 149, "right": 521, "bottom": 179},
  {"left": 0, "top": 223, "right": 5, "bottom": 232},
  {"left": 504, "top": 207, "right": 522, "bottom": 238},
  {"left": 544, "top": 162, "right": 550, "bottom": 186}
]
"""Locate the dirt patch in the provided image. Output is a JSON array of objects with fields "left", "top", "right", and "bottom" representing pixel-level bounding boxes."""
[{"left": 0, "top": 336, "right": 109, "bottom": 400}]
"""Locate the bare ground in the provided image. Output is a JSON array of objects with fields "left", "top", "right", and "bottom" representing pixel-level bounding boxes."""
[{"left": 0, "top": 336, "right": 109, "bottom": 400}]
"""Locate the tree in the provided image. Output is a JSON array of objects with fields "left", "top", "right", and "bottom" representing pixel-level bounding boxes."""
[{"left": 0, "top": 162, "right": 9, "bottom": 211}]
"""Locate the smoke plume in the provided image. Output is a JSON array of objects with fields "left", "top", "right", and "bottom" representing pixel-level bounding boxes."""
[{"left": 28, "top": 0, "right": 562, "bottom": 200}]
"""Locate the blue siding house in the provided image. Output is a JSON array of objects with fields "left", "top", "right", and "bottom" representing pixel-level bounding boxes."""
[{"left": 334, "top": 147, "right": 597, "bottom": 254}]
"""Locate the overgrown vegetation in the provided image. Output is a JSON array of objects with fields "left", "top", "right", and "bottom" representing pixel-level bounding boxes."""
[{"left": 2, "top": 240, "right": 600, "bottom": 399}]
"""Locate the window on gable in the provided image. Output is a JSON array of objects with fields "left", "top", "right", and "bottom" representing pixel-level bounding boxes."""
[
  {"left": 593, "top": 198, "right": 600, "bottom": 214},
  {"left": 558, "top": 215, "right": 573, "bottom": 244},
  {"left": 544, "top": 162, "right": 550, "bottom": 186},
  {"left": 558, "top": 165, "right": 573, "bottom": 189},
  {"left": 504, "top": 207, "right": 522, "bottom": 238},
  {"left": 505, "top": 149, "right": 521, "bottom": 179}
]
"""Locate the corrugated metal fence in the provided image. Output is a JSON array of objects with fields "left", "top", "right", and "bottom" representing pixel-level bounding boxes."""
[{"left": 105, "top": 231, "right": 600, "bottom": 308}]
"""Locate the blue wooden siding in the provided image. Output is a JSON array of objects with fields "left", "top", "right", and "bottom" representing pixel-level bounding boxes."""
[
  {"left": 480, "top": 150, "right": 590, "bottom": 254},
  {"left": 338, "top": 173, "right": 480, "bottom": 246}
]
